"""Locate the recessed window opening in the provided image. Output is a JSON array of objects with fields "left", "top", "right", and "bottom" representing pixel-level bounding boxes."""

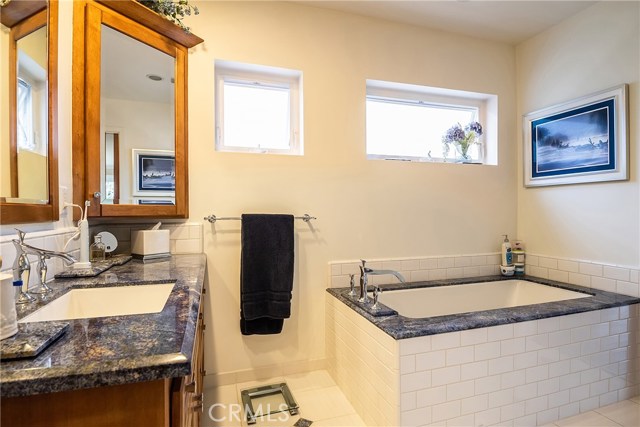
[
  {"left": 366, "top": 80, "right": 498, "bottom": 165},
  {"left": 215, "top": 60, "right": 303, "bottom": 155}
]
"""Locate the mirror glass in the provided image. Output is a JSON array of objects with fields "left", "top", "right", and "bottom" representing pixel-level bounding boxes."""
[
  {"left": 100, "top": 24, "right": 175, "bottom": 206},
  {"left": 1, "top": 16, "right": 49, "bottom": 204}
]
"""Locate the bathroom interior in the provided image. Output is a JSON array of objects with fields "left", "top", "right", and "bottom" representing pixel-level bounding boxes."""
[{"left": 0, "top": 0, "right": 639, "bottom": 426}]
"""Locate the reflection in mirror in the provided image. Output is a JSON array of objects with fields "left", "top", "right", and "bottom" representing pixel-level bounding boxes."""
[
  {"left": 104, "top": 132, "right": 119, "bottom": 202},
  {"left": 1, "top": 12, "right": 48, "bottom": 205},
  {"left": 100, "top": 24, "right": 175, "bottom": 206}
]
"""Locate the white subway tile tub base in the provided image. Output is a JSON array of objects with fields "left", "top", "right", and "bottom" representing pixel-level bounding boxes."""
[{"left": 327, "top": 295, "right": 640, "bottom": 426}]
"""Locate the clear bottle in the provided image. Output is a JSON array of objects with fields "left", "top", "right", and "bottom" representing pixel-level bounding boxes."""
[{"left": 90, "top": 235, "right": 106, "bottom": 262}]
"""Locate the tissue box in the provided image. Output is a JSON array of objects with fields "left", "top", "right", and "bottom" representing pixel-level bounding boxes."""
[{"left": 131, "top": 229, "right": 170, "bottom": 259}]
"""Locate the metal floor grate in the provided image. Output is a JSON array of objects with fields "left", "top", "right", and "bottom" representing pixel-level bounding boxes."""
[{"left": 240, "top": 382, "right": 299, "bottom": 424}]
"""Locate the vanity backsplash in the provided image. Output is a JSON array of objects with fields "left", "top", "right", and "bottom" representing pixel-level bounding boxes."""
[{"left": 0, "top": 223, "right": 202, "bottom": 288}]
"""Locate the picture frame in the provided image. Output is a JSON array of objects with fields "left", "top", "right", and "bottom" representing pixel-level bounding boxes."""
[
  {"left": 132, "top": 149, "right": 175, "bottom": 196},
  {"left": 523, "top": 84, "right": 628, "bottom": 187},
  {"left": 133, "top": 197, "right": 175, "bottom": 205}
]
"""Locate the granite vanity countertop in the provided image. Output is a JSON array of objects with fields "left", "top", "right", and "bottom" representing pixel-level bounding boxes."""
[
  {"left": 0, "top": 254, "right": 206, "bottom": 398},
  {"left": 327, "top": 275, "right": 640, "bottom": 340}
]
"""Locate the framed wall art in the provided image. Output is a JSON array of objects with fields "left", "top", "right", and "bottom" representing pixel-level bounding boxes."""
[
  {"left": 132, "top": 149, "right": 175, "bottom": 196},
  {"left": 523, "top": 84, "right": 628, "bottom": 187}
]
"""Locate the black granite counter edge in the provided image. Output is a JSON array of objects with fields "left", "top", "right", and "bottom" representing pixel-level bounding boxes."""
[
  {"left": 1, "top": 356, "right": 191, "bottom": 397},
  {"left": 1, "top": 254, "right": 207, "bottom": 398},
  {"left": 327, "top": 275, "right": 640, "bottom": 340}
]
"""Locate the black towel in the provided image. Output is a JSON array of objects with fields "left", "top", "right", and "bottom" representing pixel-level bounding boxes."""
[{"left": 240, "top": 214, "right": 294, "bottom": 335}]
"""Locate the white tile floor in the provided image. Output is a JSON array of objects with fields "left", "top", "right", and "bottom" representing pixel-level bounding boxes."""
[
  {"left": 551, "top": 397, "right": 640, "bottom": 427},
  {"left": 202, "top": 370, "right": 639, "bottom": 427},
  {"left": 202, "top": 370, "right": 365, "bottom": 427}
]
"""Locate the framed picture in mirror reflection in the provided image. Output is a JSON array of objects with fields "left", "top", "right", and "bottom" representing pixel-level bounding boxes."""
[
  {"left": 132, "top": 149, "right": 175, "bottom": 196},
  {"left": 134, "top": 197, "right": 175, "bottom": 205}
]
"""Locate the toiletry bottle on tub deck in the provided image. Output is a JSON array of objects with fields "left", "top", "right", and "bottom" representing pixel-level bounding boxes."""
[{"left": 501, "top": 235, "right": 513, "bottom": 266}]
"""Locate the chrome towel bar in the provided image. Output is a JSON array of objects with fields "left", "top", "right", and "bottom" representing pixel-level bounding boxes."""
[{"left": 203, "top": 213, "right": 316, "bottom": 224}]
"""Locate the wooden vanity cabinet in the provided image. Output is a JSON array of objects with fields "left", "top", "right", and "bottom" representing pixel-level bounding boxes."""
[
  {"left": 1, "top": 302, "right": 206, "bottom": 427},
  {"left": 172, "top": 307, "right": 206, "bottom": 427}
]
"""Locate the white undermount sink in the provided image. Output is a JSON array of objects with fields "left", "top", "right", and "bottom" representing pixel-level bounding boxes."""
[{"left": 18, "top": 283, "right": 175, "bottom": 323}]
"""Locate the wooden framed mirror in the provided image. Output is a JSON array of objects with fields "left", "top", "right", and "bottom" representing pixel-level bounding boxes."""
[
  {"left": 0, "top": 0, "right": 59, "bottom": 224},
  {"left": 72, "top": 0, "right": 202, "bottom": 218}
]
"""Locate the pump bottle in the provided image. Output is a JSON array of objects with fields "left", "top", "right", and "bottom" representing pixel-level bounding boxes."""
[{"left": 501, "top": 235, "right": 513, "bottom": 266}]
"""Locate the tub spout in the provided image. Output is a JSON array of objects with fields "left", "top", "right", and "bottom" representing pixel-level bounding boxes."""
[
  {"left": 367, "top": 269, "right": 405, "bottom": 283},
  {"left": 358, "top": 259, "right": 405, "bottom": 304}
]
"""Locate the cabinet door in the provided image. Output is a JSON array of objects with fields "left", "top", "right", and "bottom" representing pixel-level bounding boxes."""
[
  {"left": 192, "top": 311, "right": 205, "bottom": 425},
  {"left": 72, "top": 0, "right": 202, "bottom": 218},
  {"left": 171, "top": 304, "right": 205, "bottom": 427},
  {"left": 2, "top": 379, "right": 171, "bottom": 427}
]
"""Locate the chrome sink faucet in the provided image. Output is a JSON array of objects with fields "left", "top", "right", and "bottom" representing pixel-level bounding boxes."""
[
  {"left": 358, "top": 259, "right": 405, "bottom": 304},
  {"left": 12, "top": 229, "right": 76, "bottom": 298},
  {"left": 12, "top": 238, "right": 34, "bottom": 304}
]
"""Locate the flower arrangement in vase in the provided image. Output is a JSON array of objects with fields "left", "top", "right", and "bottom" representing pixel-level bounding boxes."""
[{"left": 442, "top": 121, "right": 483, "bottom": 163}]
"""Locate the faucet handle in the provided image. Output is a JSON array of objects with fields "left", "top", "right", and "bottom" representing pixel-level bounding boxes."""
[
  {"left": 15, "top": 228, "right": 26, "bottom": 243},
  {"left": 348, "top": 274, "right": 356, "bottom": 297},
  {"left": 372, "top": 286, "right": 382, "bottom": 310}
]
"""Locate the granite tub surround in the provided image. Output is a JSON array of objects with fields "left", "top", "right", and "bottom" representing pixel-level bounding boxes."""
[
  {"left": 327, "top": 275, "right": 640, "bottom": 340},
  {"left": 326, "top": 284, "right": 640, "bottom": 426},
  {"left": 0, "top": 254, "right": 206, "bottom": 398}
]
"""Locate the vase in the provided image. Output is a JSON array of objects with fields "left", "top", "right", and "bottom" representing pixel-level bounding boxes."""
[
  {"left": 454, "top": 146, "right": 473, "bottom": 163},
  {"left": 456, "top": 153, "right": 473, "bottom": 163}
]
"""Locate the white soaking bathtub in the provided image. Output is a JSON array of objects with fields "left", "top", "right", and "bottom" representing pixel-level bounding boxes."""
[{"left": 376, "top": 279, "right": 592, "bottom": 318}]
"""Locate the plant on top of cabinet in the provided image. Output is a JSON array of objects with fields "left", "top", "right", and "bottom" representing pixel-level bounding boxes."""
[{"left": 137, "top": 0, "right": 199, "bottom": 33}]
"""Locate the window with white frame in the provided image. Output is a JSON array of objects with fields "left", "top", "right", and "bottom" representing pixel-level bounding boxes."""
[
  {"left": 17, "top": 78, "right": 35, "bottom": 152},
  {"left": 366, "top": 80, "right": 497, "bottom": 164},
  {"left": 215, "top": 60, "right": 303, "bottom": 155}
]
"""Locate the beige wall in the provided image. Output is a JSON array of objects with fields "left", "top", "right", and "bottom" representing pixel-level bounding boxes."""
[
  {"left": 187, "top": 2, "right": 518, "bottom": 378},
  {"left": 516, "top": 1, "right": 640, "bottom": 267},
  {"left": 101, "top": 97, "right": 174, "bottom": 203},
  {"left": 17, "top": 150, "right": 47, "bottom": 200}
]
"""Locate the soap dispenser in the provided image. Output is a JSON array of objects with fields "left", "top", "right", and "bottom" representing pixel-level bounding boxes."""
[{"left": 501, "top": 235, "right": 513, "bottom": 266}]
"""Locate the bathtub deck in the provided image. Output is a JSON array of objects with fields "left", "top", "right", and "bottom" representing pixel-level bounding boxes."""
[{"left": 327, "top": 275, "right": 640, "bottom": 339}]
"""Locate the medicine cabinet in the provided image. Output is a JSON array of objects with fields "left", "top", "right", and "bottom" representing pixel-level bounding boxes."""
[
  {"left": 0, "top": 0, "right": 59, "bottom": 224},
  {"left": 72, "top": 0, "right": 202, "bottom": 218}
]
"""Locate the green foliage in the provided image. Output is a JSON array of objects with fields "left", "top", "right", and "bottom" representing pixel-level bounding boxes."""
[{"left": 138, "top": 0, "right": 199, "bottom": 33}]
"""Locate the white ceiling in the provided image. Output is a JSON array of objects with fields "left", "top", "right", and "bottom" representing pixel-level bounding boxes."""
[
  {"left": 298, "top": 1, "right": 598, "bottom": 45},
  {"left": 101, "top": 25, "right": 174, "bottom": 104}
]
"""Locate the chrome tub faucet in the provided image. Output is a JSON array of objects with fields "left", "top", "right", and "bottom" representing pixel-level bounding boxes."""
[{"left": 358, "top": 259, "right": 405, "bottom": 304}]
